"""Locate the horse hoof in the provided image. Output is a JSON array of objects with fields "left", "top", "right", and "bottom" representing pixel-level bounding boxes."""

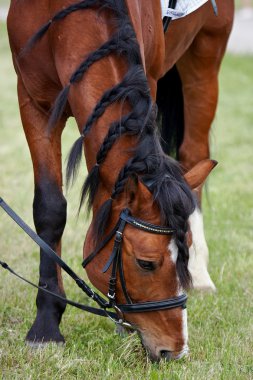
[
  {"left": 25, "top": 313, "right": 66, "bottom": 347},
  {"left": 26, "top": 340, "right": 65, "bottom": 349}
]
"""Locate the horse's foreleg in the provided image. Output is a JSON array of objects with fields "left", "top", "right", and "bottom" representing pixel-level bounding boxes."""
[
  {"left": 17, "top": 79, "right": 67, "bottom": 344},
  {"left": 176, "top": 30, "right": 230, "bottom": 292}
]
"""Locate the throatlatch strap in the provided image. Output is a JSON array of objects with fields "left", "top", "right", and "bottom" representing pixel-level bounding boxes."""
[
  {"left": 82, "top": 222, "right": 119, "bottom": 268},
  {"left": 118, "top": 247, "right": 132, "bottom": 304},
  {"left": 106, "top": 216, "right": 128, "bottom": 302}
]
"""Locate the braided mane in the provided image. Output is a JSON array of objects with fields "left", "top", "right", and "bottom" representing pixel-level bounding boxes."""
[{"left": 26, "top": 0, "right": 195, "bottom": 289}]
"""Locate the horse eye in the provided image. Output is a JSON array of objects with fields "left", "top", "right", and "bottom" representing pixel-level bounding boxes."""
[{"left": 136, "top": 259, "right": 156, "bottom": 271}]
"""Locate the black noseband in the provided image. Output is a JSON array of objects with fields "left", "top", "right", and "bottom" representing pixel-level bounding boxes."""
[{"left": 118, "top": 294, "right": 187, "bottom": 313}]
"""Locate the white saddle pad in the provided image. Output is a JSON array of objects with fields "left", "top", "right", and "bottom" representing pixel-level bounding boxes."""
[{"left": 160, "top": 0, "right": 209, "bottom": 19}]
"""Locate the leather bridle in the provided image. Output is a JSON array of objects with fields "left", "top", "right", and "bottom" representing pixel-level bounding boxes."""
[
  {"left": 0, "top": 198, "right": 187, "bottom": 330},
  {"left": 83, "top": 208, "right": 187, "bottom": 327}
]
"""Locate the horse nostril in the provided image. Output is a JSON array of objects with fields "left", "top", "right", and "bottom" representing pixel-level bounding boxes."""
[{"left": 160, "top": 350, "right": 173, "bottom": 361}]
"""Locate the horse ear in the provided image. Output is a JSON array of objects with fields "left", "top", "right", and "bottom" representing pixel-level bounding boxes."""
[
  {"left": 184, "top": 159, "right": 218, "bottom": 189},
  {"left": 124, "top": 176, "right": 153, "bottom": 213}
]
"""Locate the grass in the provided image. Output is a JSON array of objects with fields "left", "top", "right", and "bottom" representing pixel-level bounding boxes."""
[{"left": 0, "top": 19, "right": 253, "bottom": 380}]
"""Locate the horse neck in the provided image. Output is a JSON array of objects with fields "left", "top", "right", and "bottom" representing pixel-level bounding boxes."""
[
  {"left": 58, "top": 3, "right": 164, "bottom": 207},
  {"left": 125, "top": 0, "right": 165, "bottom": 84},
  {"left": 44, "top": 1, "right": 165, "bottom": 237}
]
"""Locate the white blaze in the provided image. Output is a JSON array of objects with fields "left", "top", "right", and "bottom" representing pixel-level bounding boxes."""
[
  {"left": 168, "top": 238, "right": 178, "bottom": 263},
  {"left": 182, "top": 308, "right": 188, "bottom": 345},
  {"left": 168, "top": 239, "right": 189, "bottom": 351}
]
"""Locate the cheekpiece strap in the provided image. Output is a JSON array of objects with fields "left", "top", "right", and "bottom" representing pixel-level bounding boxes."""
[
  {"left": 106, "top": 214, "right": 128, "bottom": 302},
  {"left": 82, "top": 222, "right": 119, "bottom": 268}
]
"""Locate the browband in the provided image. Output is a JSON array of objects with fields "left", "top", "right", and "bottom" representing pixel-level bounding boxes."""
[{"left": 120, "top": 210, "right": 175, "bottom": 235}]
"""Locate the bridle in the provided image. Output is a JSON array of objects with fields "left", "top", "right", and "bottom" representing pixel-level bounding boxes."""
[
  {"left": 83, "top": 208, "right": 187, "bottom": 327},
  {"left": 0, "top": 198, "right": 187, "bottom": 330}
]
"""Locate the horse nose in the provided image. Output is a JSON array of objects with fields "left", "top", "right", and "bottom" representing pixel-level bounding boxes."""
[{"left": 160, "top": 350, "right": 173, "bottom": 361}]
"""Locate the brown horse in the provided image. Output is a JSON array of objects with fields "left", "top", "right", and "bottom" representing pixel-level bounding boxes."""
[{"left": 7, "top": 0, "right": 233, "bottom": 361}]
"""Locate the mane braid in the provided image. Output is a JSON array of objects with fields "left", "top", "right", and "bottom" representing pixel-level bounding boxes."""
[
  {"left": 21, "top": 0, "right": 101, "bottom": 55},
  {"left": 66, "top": 64, "right": 149, "bottom": 187},
  {"left": 48, "top": 24, "right": 138, "bottom": 129},
  {"left": 27, "top": 0, "right": 195, "bottom": 289},
  {"left": 79, "top": 99, "right": 150, "bottom": 211}
]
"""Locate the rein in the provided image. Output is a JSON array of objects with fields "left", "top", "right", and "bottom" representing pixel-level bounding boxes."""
[
  {"left": 0, "top": 197, "right": 187, "bottom": 330},
  {"left": 0, "top": 198, "right": 118, "bottom": 319}
]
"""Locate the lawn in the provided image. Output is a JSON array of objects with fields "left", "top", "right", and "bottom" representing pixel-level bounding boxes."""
[{"left": 0, "top": 17, "right": 253, "bottom": 380}]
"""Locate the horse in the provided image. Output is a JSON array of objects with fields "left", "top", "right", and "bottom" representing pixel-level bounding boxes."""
[{"left": 6, "top": 0, "right": 233, "bottom": 361}]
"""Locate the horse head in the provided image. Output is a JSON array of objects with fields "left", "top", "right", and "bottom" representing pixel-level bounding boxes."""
[{"left": 84, "top": 159, "right": 216, "bottom": 361}]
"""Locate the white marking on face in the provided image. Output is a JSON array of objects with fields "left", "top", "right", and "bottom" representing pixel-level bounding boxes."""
[
  {"left": 168, "top": 239, "right": 189, "bottom": 354},
  {"left": 168, "top": 238, "right": 178, "bottom": 263},
  {"left": 182, "top": 308, "right": 188, "bottom": 346}
]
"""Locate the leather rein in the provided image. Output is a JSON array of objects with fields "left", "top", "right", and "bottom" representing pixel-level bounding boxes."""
[{"left": 0, "top": 197, "right": 187, "bottom": 330}]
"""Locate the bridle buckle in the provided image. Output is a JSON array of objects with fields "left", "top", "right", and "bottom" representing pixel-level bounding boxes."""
[
  {"left": 107, "top": 292, "right": 115, "bottom": 300},
  {"left": 112, "top": 305, "right": 134, "bottom": 330},
  {"left": 115, "top": 231, "right": 123, "bottom": 243}
]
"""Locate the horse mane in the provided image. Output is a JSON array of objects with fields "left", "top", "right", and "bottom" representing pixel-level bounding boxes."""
[{"left": 24, "top": 0, "right": 195, "bottom": 289}]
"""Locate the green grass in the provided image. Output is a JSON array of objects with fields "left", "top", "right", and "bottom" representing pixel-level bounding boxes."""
[
  {"left": 0, "top": 20, "right": 253, "bottom": 379},
  {"left": 235, "top": 0, "right": 253, "bottom": 8}
]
